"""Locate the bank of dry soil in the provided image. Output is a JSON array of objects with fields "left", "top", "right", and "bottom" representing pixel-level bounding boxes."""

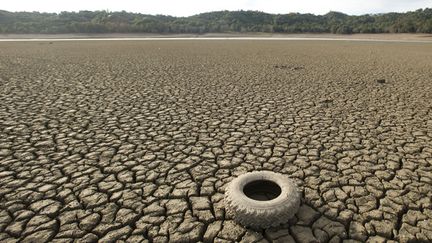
[
  {"left": 0, "top": 40, "right": 431, "bottom": 242},
  {"left": 1, "top": 33, "right": 432, "bottom": 41}
]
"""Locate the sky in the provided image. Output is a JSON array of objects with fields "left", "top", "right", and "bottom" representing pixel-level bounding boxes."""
[{"left": 1, "top": 0, "right": 431, "bottom": 16}]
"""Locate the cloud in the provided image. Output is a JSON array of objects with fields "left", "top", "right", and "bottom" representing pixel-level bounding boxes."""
[{"left": 1, "top": 0, "right": 431, "bottom": 16}]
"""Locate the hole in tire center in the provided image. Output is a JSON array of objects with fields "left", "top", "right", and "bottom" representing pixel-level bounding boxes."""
[{"left": 243, "top": 180, "right": 282, "bottom": 201}]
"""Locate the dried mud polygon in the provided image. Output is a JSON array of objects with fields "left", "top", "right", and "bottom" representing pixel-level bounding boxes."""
[{"left": 0, "top": 40, "right": 431, "bottom": 242}]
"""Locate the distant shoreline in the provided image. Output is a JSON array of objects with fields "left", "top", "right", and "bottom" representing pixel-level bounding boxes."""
[{"left": 1, "top": 33, "right": 432, "bottom": 43}]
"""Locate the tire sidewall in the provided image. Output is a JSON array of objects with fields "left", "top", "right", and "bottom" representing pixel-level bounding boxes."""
[{"left": 228, "top": 171, "right": 297, "bottom": 210}]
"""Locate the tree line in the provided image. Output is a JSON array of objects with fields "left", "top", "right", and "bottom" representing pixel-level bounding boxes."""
[{"left": 1, "top": 9, "right": 432, "bottom": 34}]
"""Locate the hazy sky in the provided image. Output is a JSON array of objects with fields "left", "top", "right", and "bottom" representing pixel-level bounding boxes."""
[{"left": 2, "top": 0, "right": 431, "bottom": 16}]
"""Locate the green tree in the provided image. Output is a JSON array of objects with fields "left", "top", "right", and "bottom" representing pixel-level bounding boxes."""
[{"left": 0, "top": 8, "right": 431, "bottom": 34}]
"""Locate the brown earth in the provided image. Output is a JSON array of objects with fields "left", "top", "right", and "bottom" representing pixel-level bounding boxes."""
[
  {"left": 1, "top": 33, "right": 432, "bottom": 41},
  {"left": 0, "top": 40, "right": 431, "bottom": 242}
]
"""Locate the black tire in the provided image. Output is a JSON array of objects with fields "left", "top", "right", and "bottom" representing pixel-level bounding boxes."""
[{"left": 224, "top": 171, "right": 300, "bottom": 228}]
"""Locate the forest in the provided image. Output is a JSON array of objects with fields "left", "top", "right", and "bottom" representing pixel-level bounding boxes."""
[{"left": 1, "top": 8, "right": 432, "bottom": 34}]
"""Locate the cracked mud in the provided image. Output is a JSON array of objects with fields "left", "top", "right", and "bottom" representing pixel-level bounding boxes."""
[{"left": 0, "top": 40, "right": 431, "bottom": 242}]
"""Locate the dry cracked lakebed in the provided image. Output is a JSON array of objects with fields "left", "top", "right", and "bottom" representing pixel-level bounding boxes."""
[{"left": 0, "top": 40, "right": 431, "bottom": 242}]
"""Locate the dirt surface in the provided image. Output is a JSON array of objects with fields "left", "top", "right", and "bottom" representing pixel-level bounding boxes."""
[
  {"left": 0, "top": 40, "right": 431, "bottom": 242},
  {"left": 1, "top": 33, "right": 432, "bottom": 42}
]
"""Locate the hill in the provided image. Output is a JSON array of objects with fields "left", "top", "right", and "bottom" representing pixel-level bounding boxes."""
[{"left": 0, "top": 9, "right": 432, "bottom": 34}]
